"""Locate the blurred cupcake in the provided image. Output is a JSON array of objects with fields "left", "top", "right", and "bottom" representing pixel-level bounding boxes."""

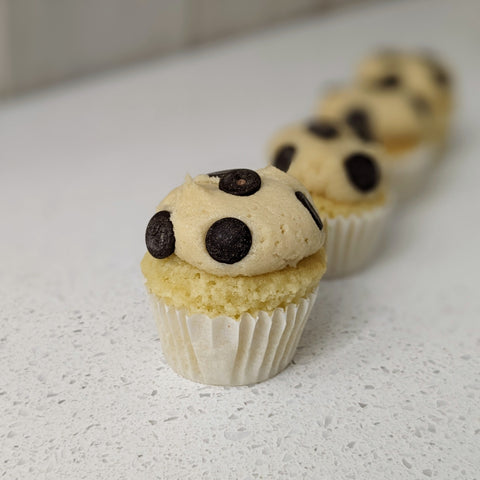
[
  {"left": 141, "top": 166, "right": 326, "bottom": 386},
  {"left": 268, "top": 118, "right": 391, "bottom": 278},
  {"left": 355, "top": 48, "right": 453, "bottom": 143},
  {"left": 316, "top": 84, "right": 437, "bottom": 200}
]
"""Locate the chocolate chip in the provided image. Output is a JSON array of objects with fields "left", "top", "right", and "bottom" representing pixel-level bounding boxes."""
[
  {"left": 145, "top": 211, "right": 175, "bottom": 259},
  {"left": 205, "top": 218, "right": 252, "bottom": 264},
  {"left": 207, "top": 169, "right": 233, "bottom": 177},
  {"left": 295, "top": 191, "right": 323, "bottom": 232},
  {"left": 306, "top": 120, "right": 339, "bottom": 139},
  {"left": 375, "top": 74, "right": 400, "bottom": 89},
  {"left": 208, "top": 169, "right": 261, "bottom": 196},
  {"left": 346, "top": 108, "right": 375, "bottom": 142},
  {"left": 433, "top": 68, "right": 449, "bottom": 87},
  {"left": 422, "top": 55, "right": 450, "bottom": 87},
  {"left": 410, "top": 95, "right": 431, "bottom": 115},
  {"left": 272, "top": 145, "right": 296, "bottom": 172},
  {"left": 427, "top": 63, "right": 450, "bottom": 87},
  {"left": 344, "top": 153, "right": 379, "bottom": 192}
]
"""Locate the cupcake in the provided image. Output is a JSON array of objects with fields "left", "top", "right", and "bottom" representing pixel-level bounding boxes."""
[
  {"left": 315, "top": 84, "right": 437, "bottom": 200},
  {"left": 355, "top": 48, "right": 453, "bottom": 144},
  {"left": 268, "top": 118, "right": 391, "bottom": 278},
  {"left": 141, "top": 166, "right": 326, "bottom": 385}
]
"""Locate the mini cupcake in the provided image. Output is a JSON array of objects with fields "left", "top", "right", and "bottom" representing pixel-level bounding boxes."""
[
  {"left": 355, "top": 48, "right": 453, "bottom": 144},
  {"left": 141, "top": 166, "right": 326, "bottom": 385},
  {"left": 268, "top": 118, "right": 391, "bottom": 278},
  {"left": 316, "top": 84, "right": 437, "bottom": 200}
]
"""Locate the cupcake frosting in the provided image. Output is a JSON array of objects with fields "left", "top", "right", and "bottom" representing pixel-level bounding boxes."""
[
  {"left": 355, "top": 49, "right": 453, "bottom": 140},
  {"left": 145, "top": 166, "right": 326, "bottom": 277},
  {"left": 356, "top": 49, "right": 452, "bottom": 116},
  {"left": 316, "top": 85, "right": 433, "bottom": 153},
  {"left": 269, "top": 119, "right": 385, "bottom": 205}
]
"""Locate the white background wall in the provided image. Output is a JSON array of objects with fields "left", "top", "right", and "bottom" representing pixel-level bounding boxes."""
[{"left": 0, "top": 0, "right": 375, "bottom": 97}]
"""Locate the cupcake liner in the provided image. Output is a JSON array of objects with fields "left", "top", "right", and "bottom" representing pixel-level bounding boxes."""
[
  {"left": 324, "top": 200, "right": 392, "bottom": 279},
  {"left": 384, "top": 142, "right": 439, "bottom": 201},
  {"left": 149, "top": 289, "right": 318, "bottom": 386}
]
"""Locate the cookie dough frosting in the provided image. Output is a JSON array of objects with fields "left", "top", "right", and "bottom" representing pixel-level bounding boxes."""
[
  {"left": 145, "top": 166, "right": 325, "bottom": 277},
  {"left": 355, "top": 49, "right": 453, "bottom": 140},
  {"left": 317, "top": 85, "right": 434, "bottom": 154},
  {"left": 356, "top": 49, "right": 452, "bottom": 115},
  {"left": 269, "top": 118, "right": 386, "bottom": 216}
]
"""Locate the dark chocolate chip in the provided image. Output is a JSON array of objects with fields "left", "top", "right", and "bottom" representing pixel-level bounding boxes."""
[
  {"left": 295, "top": 191, "right": 323, "bottom": 232},
  {"left": 145, "top": 211, "right": 175, "bottom": 259},
  {"left": 344, "top": 152, "right": 380, "bottom": 192},
  {"left": 272, "top": 145, "right": 296, "bottom": 172},
  {"left": 410, "top": 95, "right": 431, "bottom": 115},
  {"left": 421, "top": 54, "right": 450, "bottom": 87},
  {"left": 375, "top": 74, "right": 400, "bottom": 89},
  {"left": 205, "top": 218, "right": 252, "bottom": 264},
  {"left": 428, "top": 63, "right": 450, "bottom": 87},
  {"left": 208, "top": 169, "right": 233, "bottom": 177},
  {"left": 307, "top": 120, "right": 339, "bottom": 139},
  {"left": 433, "top": 68, "right": 449, "bottom": 87},
  {"left": 208, "top": 169, "right": 261, "bottom": 196},
  {"left": 345, "top": 108, "right": 375, "bottom": 142}
]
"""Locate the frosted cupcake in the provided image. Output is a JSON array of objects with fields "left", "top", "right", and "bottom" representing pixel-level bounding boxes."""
[
  {"left": 355, "top": 48, "right": 453, "bottom": 144},
  {"left": 141, "top": 166, "right": 326, "bottom": 385},
  {"left": 269, "top": 118, "right": 390, "bottom": 278},
  {"left": 316, "top": 85, "right": 437, "bottom": 200}
]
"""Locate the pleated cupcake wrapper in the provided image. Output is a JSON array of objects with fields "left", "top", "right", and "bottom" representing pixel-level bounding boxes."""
[
  {"left": 324, "top": 201, "right": 392, "bottom": 279},
  {"left": 385, "top": 142, "right": 440, "bottom": 201},
  {"left": 149, "top": 289, "right": 318, "bottom": 386}
]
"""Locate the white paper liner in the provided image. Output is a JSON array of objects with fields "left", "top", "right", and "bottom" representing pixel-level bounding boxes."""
[
  {"left": 384, "top": 142, "right": 440, "bottom": 201},
  {"left": 324, "top": 200, "right": 392, "bottom": 279},
  {"left": 149, "top": 289, "right": 318, "bottom": 386}
]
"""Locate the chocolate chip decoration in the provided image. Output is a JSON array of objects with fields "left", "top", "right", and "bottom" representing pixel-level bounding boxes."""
[
  {"left": 344, "top": 153, "right": 379, "bottom": 192},
  {"left": 307, "top": 120, "right": 339, "bottom": 139},
  {"left": 209, "top": 169, "right": 261, "bottom": 196},
  {"left": 145, "top": 211, "right": 175, "bottom": 259},
  {"left": 207, "top": 169, "right": 233, "bottom": 177},
  {"left": 375, "top": 74, "right": 400, "bottom": 89},
  {"left": 272, "top": 145, "right": 296, "bottom": 173},
  {"left": 432, "top": 67, "right": 450, "bottom": 87},
  {"left": 295, "top": 191, "right": 323, "bottom": 232},
  {"left": 205, "top": 217, "right": 252, "bottom": 264},
  {"left": 422, "top": 55, "right": 450, "bottom": 87},
  {"left": 345, "top": 108, "right": 375, "bottom": 142},
  {"left": 410, "top": 95, "right": 431, "bottom": 115}
]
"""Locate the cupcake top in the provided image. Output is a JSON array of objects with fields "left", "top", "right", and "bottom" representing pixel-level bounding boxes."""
[
  {"left": 268, "top": 118, "right": 386, "bottom": 215},
  {"left": 316, "top": 85, "right": 434, "bottom": 155},
  {"left": 145, "top": 166, "right": 326, "bottom": 277},
  {"left": 355, "top": 49, "right": 453, "bottom": 122}
]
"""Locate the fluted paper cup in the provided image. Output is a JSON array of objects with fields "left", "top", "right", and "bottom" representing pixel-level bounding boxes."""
[
  {"left": 384, "top": 142, "right": 439, "bottom": 201},
  {"left": 149, "top": 289, "right": 318, "bottom": 386},
  {"left": 324, "top": 201, "right": 392, "bottom": 279}
]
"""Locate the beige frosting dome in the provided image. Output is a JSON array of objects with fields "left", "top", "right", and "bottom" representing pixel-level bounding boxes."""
[
  {"left": 147, "top": 166, "right": 326, "bottom": 277},
  {"left": 268, "top": 119, "right": 386, "bottom": 205},
  {"left": 355, "top": 49, "right": 453, "bottom": 139},
  {"left": 356, "top": 49, "right": 453, "bottom": 114},
  {"left": 316, "top": 85, "right": 434, "bottom": 154}
]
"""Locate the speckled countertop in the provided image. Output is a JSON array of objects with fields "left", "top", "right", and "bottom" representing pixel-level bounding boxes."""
[{"left": 1, "top": 0, "right": 479, "bottom": 478}]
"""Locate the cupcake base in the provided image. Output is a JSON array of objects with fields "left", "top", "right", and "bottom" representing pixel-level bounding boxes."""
[
  {"left": 324, "top": 201, "right": 392, "bottom": 279},
  {"left": 149, "top": 290, "right": 318, "bottom": 386}
]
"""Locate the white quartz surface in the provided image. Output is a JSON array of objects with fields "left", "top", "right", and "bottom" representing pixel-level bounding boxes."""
[{"left": 1, "top": 0, "right": 479, "bottom": 478}]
